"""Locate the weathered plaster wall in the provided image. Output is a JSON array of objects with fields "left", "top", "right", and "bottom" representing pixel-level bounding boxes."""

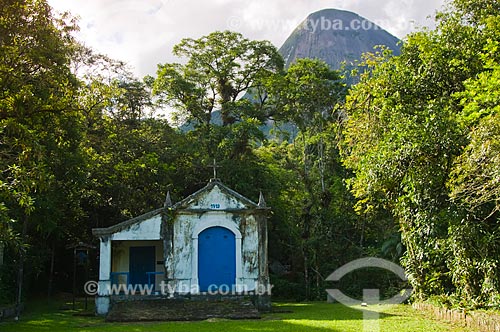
[
  {"left": 172, "top": 214, "right": 194, "bottom": 281},
  {"left": 111, "top": 215, "right": 162, "bottom": 241},
  {"left": 168, "top": 185, "right": 261, "bottom": 293},
  {"left": 186, "top": 185, "right": 246, "bottom": 210},
  {"left": 240, "top": 214, "right": 259, "bottom": 281}
]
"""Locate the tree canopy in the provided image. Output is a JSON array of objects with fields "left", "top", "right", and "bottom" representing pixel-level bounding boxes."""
[
  {"left": 342, "top": 0, "right": 500, "bottom": 307},
  {"left": 153, "top": 30, "right": 284, "bottom": 127}
]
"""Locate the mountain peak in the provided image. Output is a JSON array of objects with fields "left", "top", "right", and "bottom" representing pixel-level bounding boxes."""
[
  {"left": 306, "top": 8, "right": 366, "bottom": 20},
  {"left": 279, "top": 8, "right": 401, "bottom": 69}
]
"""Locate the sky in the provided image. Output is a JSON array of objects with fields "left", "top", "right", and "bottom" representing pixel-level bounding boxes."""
[{"left": 47, "top": 0, "right": 446, "bottom": 78}]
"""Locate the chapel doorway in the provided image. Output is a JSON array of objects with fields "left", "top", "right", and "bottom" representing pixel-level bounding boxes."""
[
  {"left": 198, "top": 226, "right": 236, "bottom": 292},
  {"left": 129, "top": 246, "right": 155, "bottom": 286}
]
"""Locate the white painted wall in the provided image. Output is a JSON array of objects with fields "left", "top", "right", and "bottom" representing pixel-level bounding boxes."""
[
  {"left": 111, "top": 215, "right": 162, "bottom": 241},
  {"left": 186, "top": 185, "right": 247, "bottom": 210},
  {"left": 96, "top": 213, "right": 164, "bottom": 315},
  {"left": 169, "top": 185, "right": 260, "bottom": 293},
  {"left": 96, "top": 237, "right": 112, "bottom": 315}
]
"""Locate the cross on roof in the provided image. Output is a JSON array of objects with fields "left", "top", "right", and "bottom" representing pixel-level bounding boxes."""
[{"left": 209, "top": 159, "right": 221, "bottom": 180}]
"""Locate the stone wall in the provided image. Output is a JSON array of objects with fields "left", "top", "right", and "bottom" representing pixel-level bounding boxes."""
[{"left": 413, "top": 302, "right": 500, "bottom": 332}]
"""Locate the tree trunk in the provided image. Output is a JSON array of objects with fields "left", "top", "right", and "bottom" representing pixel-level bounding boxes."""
[
  {"left": 47, "top": 243, "right": 55, "bottom": 300},
  {"left": 16, "top": 214, "right": 28, "bottom": 318},
  {"left": 318, "top": 130, "right": 325, "bottom": 193},
  {"left": 0, "top": 241, "right": 4, "bottom": 267},
  {"left": 303, "top": 244, "right": 309, "bottom": 300},
  {"left": 0, "top": 241, "right": 4, "bottom": 287},
  {"left": 359, "top": 214, "right": 366, "bottom": 249}
]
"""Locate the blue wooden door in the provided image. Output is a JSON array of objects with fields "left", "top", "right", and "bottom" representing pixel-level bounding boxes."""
[
  {"left": 198, "top": 227, "right": 236, "bottom": 292},
  {"left": 129, "top": 246, "right": 155, "bottom": 286}
]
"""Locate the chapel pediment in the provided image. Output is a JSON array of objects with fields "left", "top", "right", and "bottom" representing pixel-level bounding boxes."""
[{"left": 172, "top": 180, "right": 259, "bottom": 211}]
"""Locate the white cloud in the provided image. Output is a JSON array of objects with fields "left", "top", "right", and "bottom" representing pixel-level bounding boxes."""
[{"left": 48, "top": 0, "right": 445, "bottom": 77}]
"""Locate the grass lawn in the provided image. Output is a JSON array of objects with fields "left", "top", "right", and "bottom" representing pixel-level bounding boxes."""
[{"left": 0, "top": 300, "right": 471, "bottom": 332}]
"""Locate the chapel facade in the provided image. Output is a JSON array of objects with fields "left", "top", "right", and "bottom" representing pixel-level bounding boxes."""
[{"left": 92, "top": 179, "right": 270, "bottom": 315}]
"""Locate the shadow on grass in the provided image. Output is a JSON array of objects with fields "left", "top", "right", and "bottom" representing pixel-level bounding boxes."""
[
  {"left": 0, "top": 299, "right": 104, "bottom": 331},
  {"left": 273, "top": 302, "right": 396, "bottom": 321}
]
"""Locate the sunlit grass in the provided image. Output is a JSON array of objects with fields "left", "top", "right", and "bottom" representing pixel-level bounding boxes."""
[
  {"left": 274, "top": 302, "right": 312, "bottom": 307},
  {"left": 0, "top": 300, "right": 469, "bottom": 332}
]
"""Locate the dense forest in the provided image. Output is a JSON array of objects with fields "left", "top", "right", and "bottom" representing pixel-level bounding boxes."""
[{"left": 1, "top": 0, "right": 499, "bottom": 311}]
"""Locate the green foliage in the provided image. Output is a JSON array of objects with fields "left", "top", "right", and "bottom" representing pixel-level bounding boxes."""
[
  {"left": 152, "top": 30, "right": 284, "bottom": 161},
  {"left": 0, "top": 0, "right": 79, "bottom": 121},
  {"left": 0, "top": 0, "right": 79, "bottom": 225},
  {"left": 449, "top": 115, "right": 500, "bottom": 214},
  {"left": 444, "top": 18, "right": 500, "bottom": 308},
  {"left": 265, "top": 59, "right": 344, "bottom": 132},
  {"left": 0, "top": 0, "right": 88, "bottom": 306},
  {"left": 259, "top": 58, "right": 397, "bottom": 301},
  {"left": 342, "top": 0, "right": 500, "bottom": 307},
  {"left": 153, "top": 30, "right": 283, "bottom": 126}
]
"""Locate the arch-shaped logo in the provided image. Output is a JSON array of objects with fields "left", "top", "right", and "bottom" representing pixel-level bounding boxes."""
[{"left": 326, "top": 257, "right": 412, "bottom": 305}]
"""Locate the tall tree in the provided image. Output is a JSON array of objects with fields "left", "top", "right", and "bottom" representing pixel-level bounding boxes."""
[
  {"left": 342, "top": 0, "right": 500, "bottom": 306},
  {"left": 152, "top": 31, "right": 283, "bottom": 158},
  {"left": 446, "top": 19, "right": 500, "bottom": 304},
  {"left": 154, "top": 30, "right": 283, "bottom": 126},
  {"left": 0, "top": 0, "right": 81, "bottom": 307},
  {"left": 265, "top": 59, "right": 346, "bottom": 299}
]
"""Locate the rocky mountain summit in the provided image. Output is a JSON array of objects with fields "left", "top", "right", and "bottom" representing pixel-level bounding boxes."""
[{"left": 279, "top": 8, "right": 401, "bottom": 69}]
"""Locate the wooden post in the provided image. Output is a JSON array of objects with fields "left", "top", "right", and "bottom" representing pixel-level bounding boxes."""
[
  {"left": 72, "top": 247, "right": 76, "bottom": 310},
  {"left": 0, "top": 241, "right": 4, "bottom": 267},
  {"left": 47, "top": 244, "right": 55, "bottom": 301}
]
